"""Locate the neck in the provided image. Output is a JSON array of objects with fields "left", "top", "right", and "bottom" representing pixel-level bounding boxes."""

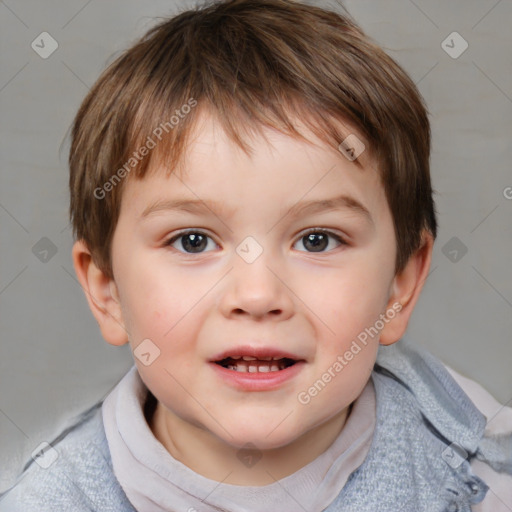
[{"left": 147, "top": 398, "right": 352, "bottom": 486}]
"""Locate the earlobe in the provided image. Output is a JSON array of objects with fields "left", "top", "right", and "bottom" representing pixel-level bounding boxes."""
[
  {"left": 71, "top": 240, "right": 129, "bottom": 346},
  {"left": 379, "top": 231, "right": 434, "bottom": 346}
]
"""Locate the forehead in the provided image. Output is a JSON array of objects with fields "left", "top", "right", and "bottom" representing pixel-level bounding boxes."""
[{"left": 120, "top": 111, "right": 387, "bottom": 224}]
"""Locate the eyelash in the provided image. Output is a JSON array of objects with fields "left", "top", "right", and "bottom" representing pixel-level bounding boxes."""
[{"left": 163, "top": 228, "right": 347, "bottom": 254}]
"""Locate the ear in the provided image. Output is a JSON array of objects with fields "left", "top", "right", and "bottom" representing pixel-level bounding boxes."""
[
  {"left": 71, "top": 240, "right": 129, "bottom": 346},
  {"left": 379, "top": 231, "right": 434, "bottom": 346}
]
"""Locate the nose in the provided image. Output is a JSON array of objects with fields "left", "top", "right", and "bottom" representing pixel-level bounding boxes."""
[{"left": 219, "top": 251, "right": 294, "bottom": 321}]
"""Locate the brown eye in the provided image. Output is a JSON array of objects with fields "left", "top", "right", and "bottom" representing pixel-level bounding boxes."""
[
  {"left": 294, "top": 230, "right": 345, "bottom": 253},
  {"left": 166, "top": 231, "right": 216, "bottom": 254},
  {"left": 303, "top": 232, "right": 329, "bottom": 252}
]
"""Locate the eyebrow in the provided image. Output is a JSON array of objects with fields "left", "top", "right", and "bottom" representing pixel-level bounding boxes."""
[
  {"left": 285, "top": 194, "right": 373, "bottom": 225},
  {"left": 141, "top": 194, "right": 374, "bottom": 226}
]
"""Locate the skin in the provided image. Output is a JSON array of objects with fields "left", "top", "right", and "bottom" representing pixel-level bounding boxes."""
[{"left": 73, "top": 110, "right": 433, "bottom": 486}]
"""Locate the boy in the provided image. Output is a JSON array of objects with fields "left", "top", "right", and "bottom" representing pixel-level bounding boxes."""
[{"left": 1, "top": 0, "right": 511, "bottom": 510}]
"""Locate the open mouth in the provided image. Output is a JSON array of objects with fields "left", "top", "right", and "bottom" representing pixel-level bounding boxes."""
[{"left": 215, "top": 356, "right": 297, "bottom": 373}]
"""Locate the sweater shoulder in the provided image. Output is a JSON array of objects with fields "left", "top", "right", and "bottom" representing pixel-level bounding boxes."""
[{"left": 0, "top": 403, "right": 135, "bottom": 512}]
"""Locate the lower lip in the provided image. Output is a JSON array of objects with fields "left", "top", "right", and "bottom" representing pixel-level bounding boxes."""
[{"left": 210, "top": 361, "right": 305, "bottom": 391}]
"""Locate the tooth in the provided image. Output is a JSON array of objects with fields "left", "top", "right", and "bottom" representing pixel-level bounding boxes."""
[
  {"left": 225, "top": 360, "right": 289, "bottom": 373},
  {"left": 260, "top": 357, "right": 272, "bottom": 361},
  {"left": 242, "top": 356, "right": 257, "bottom": 361}
]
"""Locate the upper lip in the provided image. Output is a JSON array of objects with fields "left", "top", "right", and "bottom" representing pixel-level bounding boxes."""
[{"left": 210, "top": 345, "right": 304, "bottom": 362}]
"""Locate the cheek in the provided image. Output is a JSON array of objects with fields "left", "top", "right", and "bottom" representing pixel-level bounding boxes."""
[
  {"left": 304, "top": 264, "right": 389, "bottom": 334},
  {"left": 119, "top": 262, "right": 188, "bottom": 337},
  {"left": 121, "top": 283, "right": 171, "bottom": 340},
  {"left": 122, "top": 270, "right": 211, "bottom": 369}
]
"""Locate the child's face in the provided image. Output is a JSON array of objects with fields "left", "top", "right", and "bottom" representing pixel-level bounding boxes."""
[{"left": 109, "top": 112, "right": 401, "bottom": 449}]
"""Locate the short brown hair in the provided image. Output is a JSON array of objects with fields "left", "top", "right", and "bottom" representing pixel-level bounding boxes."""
[{"left": 69, "top": 0, "right": 437, "bottom": 278}]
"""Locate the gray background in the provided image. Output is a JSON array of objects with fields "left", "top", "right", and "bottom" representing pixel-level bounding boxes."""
[{"left": 1, "top": 0, "right": 511, "bottom": 492}]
